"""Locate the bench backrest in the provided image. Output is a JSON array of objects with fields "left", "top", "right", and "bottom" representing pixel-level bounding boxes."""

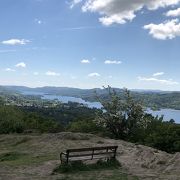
[
  {"left": 66, "top": 146, "right": 118, "bottom": 153},
  {"left": 60, "top": 146, "right": 118, "bottom": 164}
]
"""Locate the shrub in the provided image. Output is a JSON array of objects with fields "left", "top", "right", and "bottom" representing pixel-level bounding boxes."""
[{"left": 67, "top": 120, "right": 104, "bottom": 134}]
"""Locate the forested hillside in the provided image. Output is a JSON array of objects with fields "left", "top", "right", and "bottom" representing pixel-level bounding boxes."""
[
  {"left": 0, "top": 88, "right": 180, "bottom": 153},
  {"left": 1, "top": 85, "right": 180, "bottom": 109}
]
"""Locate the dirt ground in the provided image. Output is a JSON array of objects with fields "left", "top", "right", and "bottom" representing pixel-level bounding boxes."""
[{"left": 0, "top": 132, "right": 179, "bottom": 180}]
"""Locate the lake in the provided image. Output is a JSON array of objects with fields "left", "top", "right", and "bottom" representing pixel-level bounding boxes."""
[
  {"left": 42, "top": 94, "right": 103, "bottom": 109},
  {"left": 21, "top": 91, "right": 180, "bottom": 124},
  {"left": 147, "top": 108, "right": 180, "bottom": 124},
  {"left": 21, "top": 91, "right": 103, "bottom": 109}
]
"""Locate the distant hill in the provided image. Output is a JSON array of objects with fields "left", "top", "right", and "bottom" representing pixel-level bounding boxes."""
[
  {"left": 1, "top": 85, "right": 180, "bottom": 110},
  {"left": 0, "top": 86, "right": 124, "bottom": 101}
]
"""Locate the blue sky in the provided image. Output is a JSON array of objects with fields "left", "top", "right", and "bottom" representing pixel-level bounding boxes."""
[{"left": 0, "top": 0, "right": 180, "bottom": 90}]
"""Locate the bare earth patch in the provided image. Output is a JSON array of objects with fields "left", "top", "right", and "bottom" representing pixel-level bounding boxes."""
[{"left": 0, "top": 132, "right": 179, "bottom": 180}]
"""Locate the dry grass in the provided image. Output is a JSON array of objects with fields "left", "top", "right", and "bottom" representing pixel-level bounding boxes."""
[{"left": 0, "top": 132, "right": 179, "bottom": 180}]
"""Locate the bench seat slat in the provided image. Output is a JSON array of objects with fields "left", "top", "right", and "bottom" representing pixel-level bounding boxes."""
[
  {"left": 69, "top": 155, "right": 113, "bottom": 161},
  {"left": 68, "top": 151, "right": 115, "bottom": 158}
]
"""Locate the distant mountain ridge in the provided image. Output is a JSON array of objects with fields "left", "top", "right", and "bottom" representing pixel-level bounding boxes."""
[
  {"left": 0, "top": 85, "right": 177, "bottom": 94},
  {"left": 0, "top": 85, "right": 124, "bottom": 97},
  {"left": 1, "top": 85, "right": 180, "bottom": 110}
]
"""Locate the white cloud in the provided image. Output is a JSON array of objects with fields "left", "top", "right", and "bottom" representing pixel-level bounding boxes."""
[
  {"left": 70, "top": 0, "right": 83, "bottom": 8},
  {"left": 88, "top": 72, "right": 101, "bottom": 77},
  {"left": 4, "top": 68, "right": 15, "bottom": 72},
  {"left": 46, "top": 71, "right": 60, "bottom": 76},
  {"left": 138, "top": 76, "right": 179, "bottom": 85},
  {"left": 70, "top": 75, "right": 77, "bottom": 79},
  {"left": 144, "top": 19, "right": 180, "bottom": 40},
  {"left": 33, "top": 72, "right": 39, "bottom": 76},
  {"left": 81, "top": 59, "right": 90, "bottom": 63},
  {"left": 104, "top": 60, "right": 122, "bottom": 64},
  {"left": 166, "top": 7, "right": 180, "bottom": 17},
  {"left": 2, "top": 39, "right": 30, "bottom": 45},
  {"left": 153, "top": 72, "right": 164, "bottom": 76},
  {"left": 73, "top": 0, "right": 180, "bottom": 26},
  {"left": 35, "top": 19, "right": 42, "bottom": 24},
  {"left": 15, "top": 62, "right": 26, "bottom": 68}
]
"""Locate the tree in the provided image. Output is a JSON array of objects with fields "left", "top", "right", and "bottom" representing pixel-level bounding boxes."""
[{"left": 95, "top": 86, "right": 146, "bottom": 140}]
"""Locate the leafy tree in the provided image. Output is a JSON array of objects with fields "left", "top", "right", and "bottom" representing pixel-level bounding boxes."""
[
  {"left": 0, "top": 106, "right": 25, "bottom": 133},
  {"left": 0, "top": 105, "right": 63, "bottom": 134},
  {"left": 95, "top": 86, "right": 146, "bottom": 140},
  {"left": 95, "top": 86, "right": 180, "bottom": 153},
  {"left": 144, "top": 119, "right": 180, "bottom": 153}
]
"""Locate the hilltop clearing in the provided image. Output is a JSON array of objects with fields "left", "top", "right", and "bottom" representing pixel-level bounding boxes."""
[{"left": 0, "top": 132, "right": 179, "bottom": 180}]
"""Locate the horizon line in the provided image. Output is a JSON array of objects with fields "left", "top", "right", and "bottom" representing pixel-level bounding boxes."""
[{"left": 0, "top": 84, "right": 179, "bottom": 92}]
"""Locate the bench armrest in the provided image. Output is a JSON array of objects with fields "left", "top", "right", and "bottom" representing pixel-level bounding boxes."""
[{"left": 60, "top": 152, "right": 67, "bottom": 162}]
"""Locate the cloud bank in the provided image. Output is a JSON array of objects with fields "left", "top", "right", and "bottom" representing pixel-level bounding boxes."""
[
  {"left": 166, "top": 7, "right": 180, "bottom": 17},
  {"left": 2, "top": 39, "right": 30, "bottom": 45},
  {"left": 81, "top": 59, "right": 90, "bottom": 63},
  {"left": 144, "top": 19, "right": 180, "bottom": 40},
  {"left": 88, "top": 72, "right": 100, "bottom": 77},
  {"left": 104, "top": 60, "right": 122, "bottom": 64},
  {"left": 46, "top": 71, "right": 60, "bottom": 76},
  {"left": 72, "top": 0, "right": 180, "bottom": 25},
  {"left": 153, "top": 72, "right": 165, "bottom": 77},
  {"left": 138, "top": 76, "right": 179, "bottom": 85},
  {"left": 15, "top": 62, "right": 26, "bottom": 68}
]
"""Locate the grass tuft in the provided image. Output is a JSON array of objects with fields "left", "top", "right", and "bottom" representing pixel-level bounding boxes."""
[
  {"left": 53, "top": 159, "right": 121, "bottom": 174},
  {"left": 0, "top": 152, "right": 26, "bottom": 162}
]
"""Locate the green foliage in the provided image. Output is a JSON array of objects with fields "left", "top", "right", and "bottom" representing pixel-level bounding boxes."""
[
  {"left": 67, "top": 120, "right": 104, "bottom": 134},
  {"left": 21, "top": 102, "right": 98, "bottom": 126},
  {"left": 0, "top": 152, "right": 26, "bottom": 162},
  {"left": 54, "top": 159, "right": 120, "bottom": 173},
  {"left": 96, "top": 86, "right": 180, "bottom": 153},
  {"left": 1, "top": 86, "right": 179, "bottom": 153},
  {"left": 137, "top": 92, "right": 180, "bottom": 110},
  {"left": 144, "top": 120, "right": 180, "bottom": 153},
  {"left": 0, "top": 101, "right": 97, "bottom": 134},
  {"left": 96, "top": 87, "right": 145, "bottom": 140},
  {"left": 23, "top": 112, "right": 63, "bottom": 133},
  {"left": 0, "top": 105, "right": 63, "bottom": 134},
  {"left": 0, "top": 106, "right": 25, "bottom": 134}
]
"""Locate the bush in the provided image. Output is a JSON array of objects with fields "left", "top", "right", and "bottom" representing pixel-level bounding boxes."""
[
  {"left": 95, "top": 86, "right": 180, "bottom": 153},
  {"left": 0, "top": 105, "right": 63, "bottom": 134},
  {"left": 67, "top": 120, "right": 104, "bottom": 134}
]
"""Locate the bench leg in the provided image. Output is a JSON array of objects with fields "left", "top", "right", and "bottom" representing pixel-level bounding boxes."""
[{"left": 66, "top": 152, "right": 69, "bottom": 164}]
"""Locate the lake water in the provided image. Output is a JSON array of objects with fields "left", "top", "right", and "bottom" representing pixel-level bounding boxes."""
[
  {"left": 147, "top": 108, "right": 180, "bottom": 124},
  {"left": 21, "top": 91, "right": 180, "bottom": 124},
  {"left": 42, "top": 94, "right": 103, "bottom": 109},
  {"left": 21, "top": 91, "right": 103, "bottom": 109}
]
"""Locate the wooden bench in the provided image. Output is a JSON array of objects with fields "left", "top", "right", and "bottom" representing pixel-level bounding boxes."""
[{"left": 60, "top": 146, "right": 118, "bottom": 164}]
